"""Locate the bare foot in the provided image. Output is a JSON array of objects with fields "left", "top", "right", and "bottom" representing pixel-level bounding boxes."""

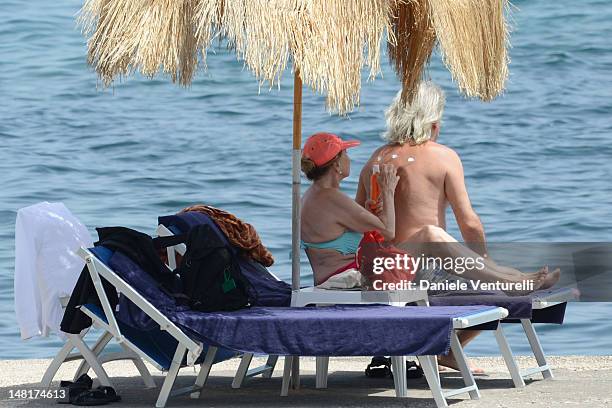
[
  {"left": 530, "top": 266, "right": 549, "bottom": 291},
  {"left": 437, "top": 355, "right": 485, "bottom": 375},
  {"left": 505, "top": 266, "right": 548, "bottom": 295},
  {"left": 539, "top": 268, "right": 561, "bottom": 290}
]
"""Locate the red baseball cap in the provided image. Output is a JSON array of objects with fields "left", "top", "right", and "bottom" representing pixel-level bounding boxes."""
[{"left": 302, "top": 132, "right": 361, "bottom": 167}]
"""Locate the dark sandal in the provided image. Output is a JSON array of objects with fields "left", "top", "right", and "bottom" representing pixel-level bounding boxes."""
[
  {"left": 406, "top": 360, "right": 424, "bottom": 379},
  {"left": 388, "top": 360, "right": 424, "bottom": 379},
  {"left": 71, "top": 386, "right": 121, "bottom": 406},
  {"left": 58, "top": 374, "right": 93, "bottom": 404},
  {"left": 365, "top": 356, "right": 392, "bottom": 378},
  {"left": 59, "top": 374, "right": 93, "bottom": 389}
]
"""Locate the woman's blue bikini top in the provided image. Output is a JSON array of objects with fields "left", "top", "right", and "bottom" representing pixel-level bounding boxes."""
[{"left": 301, "top": 231, "right": 362, "bottom": 255}]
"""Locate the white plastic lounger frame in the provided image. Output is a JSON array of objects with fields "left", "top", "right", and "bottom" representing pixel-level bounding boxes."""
[
  {"left": 156, "top": 223, "right": 279, "bottom": 387},
  {"left": 77, "top": 247, "right": 230, "bottom": 408},
  {"left": 291, "top": 286, "right": 430, "bottom": 390},
  {"left": 281, "top": 305, "right": 509, "bottom": 408},
  {"left": 494, "top": 288, "right": 578, "bottom": 388},
  {"left": 41, "top": 297, "right": 155, "bottom": 390}
]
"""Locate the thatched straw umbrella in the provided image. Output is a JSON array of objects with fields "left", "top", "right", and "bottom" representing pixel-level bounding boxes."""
[{"left": 79, "top": 0, "right": 510, "bottom": 294}]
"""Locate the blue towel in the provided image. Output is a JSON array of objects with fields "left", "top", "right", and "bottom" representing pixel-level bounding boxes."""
[
  {"left": 428, "top": 289, "right": 569, "bottom": 323},
  {"left": 172, "top": 304, "right": 495, "bottom": 357},
  {"left": 429, "top": 291, "right": 533, "bottom": 319},
  {"left": 108, "top": 250, "right": 180, "bottom": 331}
]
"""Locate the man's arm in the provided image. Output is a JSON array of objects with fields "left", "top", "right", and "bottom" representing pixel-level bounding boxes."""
[
  {"left": 355, "top": 161, "right": 369, "bottom": 207},
  {"left": 444, "top": 149, "right": 488, "bottom": 256}
]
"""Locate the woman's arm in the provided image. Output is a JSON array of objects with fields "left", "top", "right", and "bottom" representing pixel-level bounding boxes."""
[
  {"left": 334, "top": 164, "right": 399, "bottom": 240},
  {"left": 372, "top": 164, "right": 399, "bottom": 240}
]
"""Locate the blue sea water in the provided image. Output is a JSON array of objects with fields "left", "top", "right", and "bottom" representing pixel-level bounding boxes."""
[{"left": 1, "top": 0, "right": 611, "bottom": 359}]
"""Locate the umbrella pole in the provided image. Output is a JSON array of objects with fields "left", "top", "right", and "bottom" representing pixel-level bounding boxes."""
[
  {"left": 290, "top": 69, "right": 303, "bottom": 390},
  {"left": 291, "top": 70, "right": 302, "bottom": 291}
]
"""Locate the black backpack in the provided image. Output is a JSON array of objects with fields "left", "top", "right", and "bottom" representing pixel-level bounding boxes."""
[{"left": 176, "top": 224, "right": 252, "bottom": 312}]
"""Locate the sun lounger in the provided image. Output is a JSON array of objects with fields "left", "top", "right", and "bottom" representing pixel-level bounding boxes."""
[
  {"left": 78, "top": 244, "right": 508, "bottom": 408},
  {"left": 76, "top": 245, "right": 246, "bottom": 407},
  {"left": 429, "top": 287, "right": 578, "bottom": 387}
]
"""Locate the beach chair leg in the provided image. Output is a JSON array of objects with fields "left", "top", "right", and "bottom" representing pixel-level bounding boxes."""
[
  {"left": 418, "top": 355, "right": 447, "bottom": 408},
  {"left": 390, "top": 356, "right": 408, "bottom": 398},
  {"left": 156, "top": 344, "right": 186, "bottom": 408},
  {"left": 521, "top": 319, "right": 553, "bottom": 380},
  {"left": 423, "top": 355, "right": 441, "bottom": 387},
  {"left": 119, "top": 343, "right": 156, "bottom": 388},
  {"left": 450, "top": 331, "right": 480, "bottom": 400},
  {"left": 239, "top": 354, "right": 278, "bottom": 382},
  {"left": 231, "top": 353, "right": 253, "bottom": 389},
  {"left": 495, "top": 324, "right": 526, "bottom": 388},
  {"left": 191, "top": 346, "right": 217, "bottom": 399},
  {"left": 261, "top": 355, "right": 279, "bottom": 379},
  {"left": 73, "top": 331, "right": 113, "bottom": 381},
  {"left": 281, "top": 356, "right": 293, "bottom": 396},
  {"left": 315, "top": 356, "right": 329, "bottom": 389},
  {"left": 68, "top": 334, "right": 112, "bottom": 387},
  {"left": 41, "top": 340, "right": 75, "bottom": 387},
  {"left": 291, "top": 356, "right": 300, "bottom": 389}
]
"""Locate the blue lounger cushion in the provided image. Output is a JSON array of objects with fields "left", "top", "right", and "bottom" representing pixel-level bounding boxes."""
[{"left": 172, "top": 304, "right": 498, "bottom": 357}]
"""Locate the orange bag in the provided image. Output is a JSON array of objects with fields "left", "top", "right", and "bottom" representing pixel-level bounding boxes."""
[{"left": 356, "top": 231, "right": 415, "bottom": 290}]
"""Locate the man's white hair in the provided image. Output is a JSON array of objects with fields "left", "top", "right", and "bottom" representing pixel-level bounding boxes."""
[{"left": 383, "top": 81, "right": 446, "bottom": 145}]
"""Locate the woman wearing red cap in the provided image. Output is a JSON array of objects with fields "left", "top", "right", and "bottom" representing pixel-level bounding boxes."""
[{"left": 300, "top": 132, "right": 399, "bottom": 285}]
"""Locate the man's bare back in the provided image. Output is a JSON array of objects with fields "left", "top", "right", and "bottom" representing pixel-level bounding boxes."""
[{"left": 356, "top": 141, "right": 485, "bottom": 250}]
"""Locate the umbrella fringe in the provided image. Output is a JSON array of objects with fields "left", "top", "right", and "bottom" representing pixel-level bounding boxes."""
[
  {"left": 79, "top": 0, "right": 510, "bottom": 113},
  {"left": 388, "top": 0, "right": 436, "bottom": 104},
  {"left": 428, "top": 0, "right": 510, "bottom": 101}
]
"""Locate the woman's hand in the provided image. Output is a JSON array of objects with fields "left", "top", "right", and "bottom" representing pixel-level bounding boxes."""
[{"left": 378, "top": 164, "right": 399, "bottom": 194}]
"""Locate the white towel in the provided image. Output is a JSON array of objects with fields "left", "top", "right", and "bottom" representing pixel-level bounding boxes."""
[
  {"left": 14, "top": 202, "right": 93, "bottom": 339},
  {"left": 316, "top": 268, "right": 364, "bottom": 290}
]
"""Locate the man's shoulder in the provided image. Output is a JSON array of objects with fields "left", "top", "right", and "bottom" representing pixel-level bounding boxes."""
[
  {"left": 427, "top": 142, "right": 461, "bottom": 162},
  {"left": 365, "top": 144, "right": 387, "bottom": 161},
  {"left": 358, "top": 145, "right": 386, "bottom": 176}
]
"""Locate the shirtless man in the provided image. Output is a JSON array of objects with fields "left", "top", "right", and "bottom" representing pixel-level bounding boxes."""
[
  {"left": 356, "top": 82, "right": 487, "bottom": 250},
  {"left": 356, "top": 82, "right": 559, "bottom": 372}
]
